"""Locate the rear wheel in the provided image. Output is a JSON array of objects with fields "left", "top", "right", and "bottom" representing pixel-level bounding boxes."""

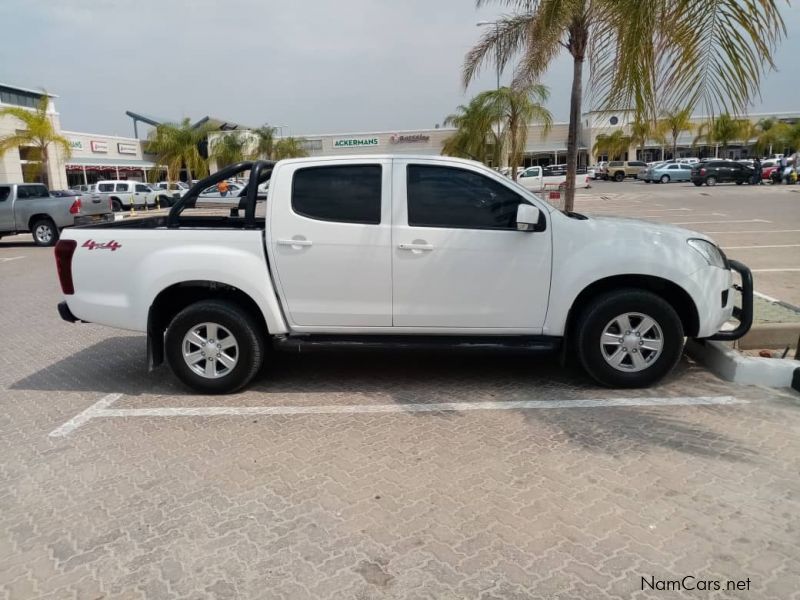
[
  {"left": 693, "top": 181, "right": 703, "bottom": 187},
  {"left": 111, "top": 199, "right": 123, "bottom": 212},
  {"left": 614, "top": 171, "right": 625, "bottom": 182},
  {"left": 165, "top": 300, "right": 265, "bottom": 394},
  {"left": 736, "top": 180, "right": 744, "bottom": 185},
  {"left": 706, "top": 176, "right": 717, "bottom": 186},
  {"left": 31, "top": 218, "right": 58, "bottom": 246},
  {"left": 576, "top": 289, "right": 684, "bottom": 388},
  {"left": 660, "top": 174, "right": 670, "bottom": 184}
]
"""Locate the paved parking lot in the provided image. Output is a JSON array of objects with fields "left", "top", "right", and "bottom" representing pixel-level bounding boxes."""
[{"left": 2, "top": 188, "right": 800, "bottom": 599}]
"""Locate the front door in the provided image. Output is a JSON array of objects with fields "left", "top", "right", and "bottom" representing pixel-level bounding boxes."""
[
  {"left": 0, "top": 186, "right": 13, "bottom": 232},
  {"left": 392, "top": 160, "right": 552, "bottom": 330},
  {"left": 269, "top": 159, "right": 393, "bottom": 328}
]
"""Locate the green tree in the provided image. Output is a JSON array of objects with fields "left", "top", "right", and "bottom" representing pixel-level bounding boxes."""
[
  {"left": 693, "top": 112, "right": 751, "bottom": 158},
  {"left": 477, "top": 84, "right": 552, "bottom": 180},
  {"left": 629, "top": 115, "right": 653, "bottom": 161},
  {"left": 659, "top": 107, "right": 694, "bottom": 160},
  {"left": 442, "top": 98, "right": 498, "bottom": 164},
  {"left": 250, "top": 125, "right": 276, "bottom": 160},
  {"left": 272, "top": 137, "right": 309, "bottom": 160},
  {"left": 209, "top": 131, "right": 248, "bottom": 169},
  {"left": 146, "top": 118, "right": 211, "bottom": 183},
  {"left": 592, "top": 129, "right": 631, "bottom": 161},
  {"left": 0, "top": 94, "right": 71, "bottom": 187},
  {"left": 463, "top": 0, "right": 786, "bottom": 211},
  {"left": 754, "top": 117, "right": 790, "bottom": 156}
]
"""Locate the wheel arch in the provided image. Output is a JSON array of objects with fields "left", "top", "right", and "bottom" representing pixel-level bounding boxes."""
[
  {"left": 27, "top": 213, "right": 56, "bottom": 231},
  {"left": 564, "top": 274, "right": 700, "bottom": 343},
  {"left": 147, "top": 280, "right": 269, "bottom": 370}
]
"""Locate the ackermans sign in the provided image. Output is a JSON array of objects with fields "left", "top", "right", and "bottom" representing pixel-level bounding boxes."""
[{"left": 333, "top": 137, "right": 379, "bottom": 148}]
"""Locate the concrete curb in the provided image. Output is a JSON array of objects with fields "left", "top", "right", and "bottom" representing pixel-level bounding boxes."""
[
  {"left": 686, "top": 339, "right": 800, "bottom": 389},
  {"left": 739, "top": 323, "right": 800, "bottom": 350}
]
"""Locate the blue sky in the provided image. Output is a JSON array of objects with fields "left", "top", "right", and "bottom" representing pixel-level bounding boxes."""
[{"left": 2, "top": 0, "right": 798, "bottom": 138}]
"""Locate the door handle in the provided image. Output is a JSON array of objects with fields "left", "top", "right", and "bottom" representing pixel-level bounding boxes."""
[
  {"left": 277, "top": 238, "right": 313, "bottom": 247},
  {"left": 398, "top": 243, "right": 434, "bottom": 251}
]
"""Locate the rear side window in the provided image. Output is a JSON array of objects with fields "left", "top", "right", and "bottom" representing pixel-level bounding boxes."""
[
  {"left": 630, "top": 161, "right": 646, "bottom": 167},
  {"left": 407, "top": 165, "right": 525, "bottom": 230},
  {"left": 680, "top": 164, "right": 692, "bottom": 170},
  {"left": 292, "top": 165, "right": 381, "bottom": 224},
  {"left": 0, "top": 186, "right": 9, "bottom": 201},
  {"left": 98, "top": 183, "right": 114, "bottom": 192},
  {"left": 115, "top": 183, "right": 130, "bottom": 192},
  {"left": 609, "top": 161, "right": 623, "bottom": 167},
  {"left": 19, "top": 185, "right": 49, "bottom": 198}
]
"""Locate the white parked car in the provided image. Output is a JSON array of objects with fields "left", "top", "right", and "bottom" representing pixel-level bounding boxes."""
[
  {"left": 93, "top": 180, "right": 156, "bottom": 212},
  {"left": 517, "top": 165, "right": 589, "bottom": 192},
  {"left": 54, "top": 155, "right": 752, "bottom": 394}
]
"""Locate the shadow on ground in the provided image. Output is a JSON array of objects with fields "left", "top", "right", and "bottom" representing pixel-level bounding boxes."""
[{"left": 10, "top": 335, "right": 758, "bottom": 460}]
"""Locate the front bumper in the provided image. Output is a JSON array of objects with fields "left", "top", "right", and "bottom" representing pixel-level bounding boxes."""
[{"left": 707, "top": 260, "right": 753, "bottom": 341}]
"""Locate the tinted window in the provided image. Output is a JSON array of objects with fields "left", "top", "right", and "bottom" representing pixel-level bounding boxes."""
[
  {"left": 135, "top": 184, "right": 149, "bottom": 192},
  {"left": 115, "top": 183, "right": 130, "bottom": 192},
  {"left": 667, "top": 164, "right": 679, "bottom": 170},
  {"left": 0, "top": 186, "right": 9, "bottom": 201},
  {"left": 609, "top": 161, "right": 623, "bottom": 167},
  {"left": 292, "top": 165, "right": 381, "bottom": 224},
  {"left": 19, "top": 185, "right": 49, "bottom": 198},
  {"left": 98, "top": 183, "right": 115, "bottom": 192},
  {"left": 407, "top": 165, "right": 526, "bottom": 230},
  {"left": 630, "top": 162, "right": 647, "bottom": 167},
  {"left": 680, "top": 164, "right": 692, "bottom": 170}
]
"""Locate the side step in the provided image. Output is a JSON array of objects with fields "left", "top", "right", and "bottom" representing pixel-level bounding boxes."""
[{"left": 272, "top": 334, "right": 561, "bottom": 354}]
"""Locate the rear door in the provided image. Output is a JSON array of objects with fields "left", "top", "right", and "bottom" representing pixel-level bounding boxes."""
[
  {"left": 13, "top": 185, "right": 50, "bottom": 230},
  {"left": 269, "top": 159, "right": 392, "bottom": 328}
]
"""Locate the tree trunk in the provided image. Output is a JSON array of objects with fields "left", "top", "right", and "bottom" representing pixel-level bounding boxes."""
[
  {"left": 40, "top": 144, "right": 50, "bottom": 188},
  {"left": 672, "top": 136, "right": 678, "bottom": 160},
  {"left": 564, "top": 52, "right": 584, "bottom": 212},
  {"left": 185, "top": 164, "right": 192, "bottom": 185}
]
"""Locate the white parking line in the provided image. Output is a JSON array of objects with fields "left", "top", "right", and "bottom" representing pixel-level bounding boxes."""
[
  {"left": 751, "top": 268, "right": 800, "bottom": 273},
  {"left": 48, "top": 393, "right": 123, "bottom": 437},
  {"left": 48, "top": 394, "right": 746, "bottom": 437},
  {"left": 704, "top": 229, "right": 800, "bottom": 235},
  {"left": 0, "top": 256, "right": 24, "bottom": 263},
  {"left": 722, "top": 244, "right": 800, "bottom": 249},
  {"left": 670, "top": 219, "right": 771, "bottom": 225},
  {"left": 754, "top": 290, "right": 782, "bottom": 303}
]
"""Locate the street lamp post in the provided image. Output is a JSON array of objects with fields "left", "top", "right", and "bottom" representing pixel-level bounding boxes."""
[{"left": 477, "top": 20, "right": 503, "bottom": 168}]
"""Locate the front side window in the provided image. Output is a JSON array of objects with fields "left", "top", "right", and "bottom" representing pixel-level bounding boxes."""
[
  {"left": 135, "top": 184, "right": 149, "bottom": 192},
  {"left": 292, "top": 165, "right": 381, "bottom": 224},
  {"left": 0, "top": 186, "right": 10, "bottom": 201},
  {"left": 407, "top": 165, "right": 526, "bottom": 230}
]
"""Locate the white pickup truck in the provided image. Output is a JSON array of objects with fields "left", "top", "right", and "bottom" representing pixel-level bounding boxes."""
[
  {"left": 517, "top": 165, "right": 590, "bottom": 192},
  {"left": 54, "top": 156, "right": 752, "bottom": 394}
]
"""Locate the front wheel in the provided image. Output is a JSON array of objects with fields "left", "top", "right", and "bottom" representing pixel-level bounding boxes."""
[
  {"left": 165, "top": 300, "right": 266, "bottom": 394},
  {"left": 614, "top": 172, "right": 625, "bottom": 182},
  {"left": 706, "top": 176, "right": 717, "bottom": 186},
  {"left": 576, "top": 289, "right": 684, "bottom": 388},
  {"left": 31, "top": 218, "right": 58, "bottom": 246}
]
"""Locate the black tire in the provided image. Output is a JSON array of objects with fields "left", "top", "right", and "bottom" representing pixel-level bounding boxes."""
[
  {"left": 31, "top": 218, "right": 59, "bottom": 247},
  {"left": 736, "top": 180, "right": 744, "bottom": 185},
  {"left": 693, "top": 181, "right": 703, "bottom": 187},
  {"left": 706, "top": 176, "right": 717, "bottom": 186},
  {"left": 165, "top": 299, "right": 265, "bottom": 394},
  {"left": 660, "top": 174, "right": 670, "bottom": 184},
  {"left": 576, "top": 289, "right": 684, "bottom": 388},
  {"left": 111, "top": 199, "right": 123, "bottom": 212},
  {"left": 614, "top": 171, "right": 625, "bottom": 182}
]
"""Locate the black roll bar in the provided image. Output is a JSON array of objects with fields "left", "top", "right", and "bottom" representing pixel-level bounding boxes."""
[{"left": 166, "top": 160, "right": 276, "bottom": 229}]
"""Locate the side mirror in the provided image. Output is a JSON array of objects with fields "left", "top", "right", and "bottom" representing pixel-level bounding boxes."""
[{"left": 516, "top": 204, "right": 540, "bottom": 232}]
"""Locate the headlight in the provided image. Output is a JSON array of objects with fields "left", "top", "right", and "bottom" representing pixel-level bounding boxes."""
[{"left": 688, "top": 238, "right": 727, "bottom": 269}]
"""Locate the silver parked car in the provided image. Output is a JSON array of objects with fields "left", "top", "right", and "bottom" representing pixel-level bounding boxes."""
[{"left": 644, "top": 162, "right": 693, "bottom": 184}]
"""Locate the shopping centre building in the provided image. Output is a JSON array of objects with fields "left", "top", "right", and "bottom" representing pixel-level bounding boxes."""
[{"left": 2, "top": 81, "right": 797, "bottom": 188}]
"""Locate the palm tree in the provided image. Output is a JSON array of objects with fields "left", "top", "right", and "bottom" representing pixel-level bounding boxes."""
[
  {"left": 592, "top": 129, "right": 630, "bottom": 161},
  {"left": 272, "top": 137, "right": 309, "bottom": 160},
  {"left": 209, "top": 131, "right": 248, "bottom": 169},
  {"left": 463, "top": 0, "right": 786, "bottom": 212},
  {"left": 442, "top": 98, "right": 497, "bottom": 163},
  {"left": 0, "top": 94, "right": 71, "bottom": 187},
  {"left": 250, "top": 125, "right": 276, "bottom": 160},
  {"left": 146, "top": 118, "right": 210, "bottom": 183},
  {"left": 628, "top": 115, "right": 652, "bottom": 161},
  {"left": 659, "top": 107, "right": 694, "bottom": 160},
  {"left": 693, "top": 113, "right": 750, "bottom": 158},
  {"left": 754, "top": 117, "right": 789, "bottom": 156},
  {"left": 476, "top": 84, "right": 552, "bottom": 180}
]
